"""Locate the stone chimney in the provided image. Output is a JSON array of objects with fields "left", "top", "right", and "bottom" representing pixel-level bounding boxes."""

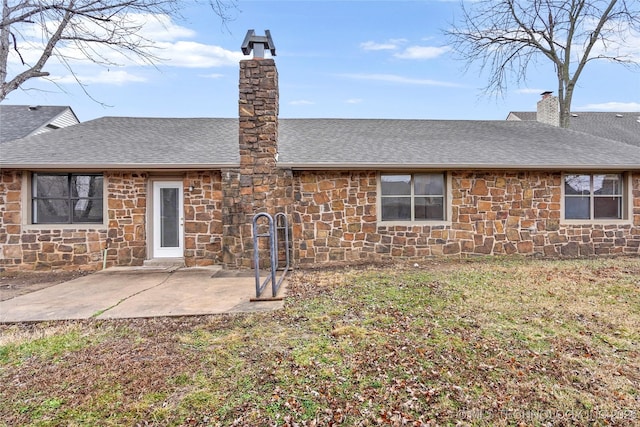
[
  {"left": 536, "top": 91, "right": 559, "bottom": 127},
  {"left": 221, "top": 30, "right": 292, "bottom": 268}
]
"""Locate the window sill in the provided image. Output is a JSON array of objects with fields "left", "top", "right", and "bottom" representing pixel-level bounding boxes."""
[
  {"left": 23, "top": 223, "right": 108, "bottom": 231},
  {"left": 378, "top": 220, "right": 451, "bottom": 227},
  {"left": 561, "top": 219, "right": 632, "bottom": 226}
]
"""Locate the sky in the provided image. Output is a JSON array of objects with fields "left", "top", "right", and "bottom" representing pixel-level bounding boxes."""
[{"left": 3, "top": 0, "right": 640, "bottom": 122}]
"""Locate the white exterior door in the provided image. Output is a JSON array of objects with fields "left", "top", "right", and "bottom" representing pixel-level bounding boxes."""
[{"left": 153, "top": 181, "right": 184, "bottom": 258}]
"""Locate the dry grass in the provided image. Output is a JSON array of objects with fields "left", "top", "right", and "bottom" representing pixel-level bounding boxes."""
[{"left": 1, "top": 257, "right": 639, "bottom": 426}]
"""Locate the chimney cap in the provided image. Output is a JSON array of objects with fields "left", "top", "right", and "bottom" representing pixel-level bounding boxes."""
[
  {"left": 540, "top": 90, "right": 553, "bottom": 98},
  {"left": 241, "top": 29, "right": 276, "bottom": 58}
]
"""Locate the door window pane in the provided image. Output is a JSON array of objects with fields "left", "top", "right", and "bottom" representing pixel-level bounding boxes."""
[{"left": 160, "top": 188, "right": 179, "bottom": 248}]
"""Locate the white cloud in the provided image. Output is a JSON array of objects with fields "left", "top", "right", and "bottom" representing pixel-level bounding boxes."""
[
  {"left": 157, "top": 41, "right": 243, "bottom": 67},
  {"left": 52, "top": 70, "right": 147, "bottom": 85},
  {"left": 515, "top": 88, "right": 546, "bottom": 94},
  {"left": 345, "top": 98, "right": 363, "bottom": 104},
  {"left": 132, "top": 13, "right": 197, "bottom": 42},
  {"left": 199, "top": 73, "right": 225, "bottom": 79},
  {"left": 360, "top": 39, "right": 407, "bottom": 51},
  {"left": 6, "top": 12, "right": 240, "bottom": 80},
  {"left": 577, "top": 102, "right": 640, "bottom": 111},
  {"left": 289, "top": 100, "right": 315, "bottom": 105},
  {"left": 394, "top": 45, "right": 450, "bottom": 60},
  {"left": 360, "top": 41, "right": 396, "bottom": 51},
  {"left": 340, "top": 73, "right": 463, "bottom": 87},
  {"left": 581, "top": 19, "right": 640, "bottom": 62}
]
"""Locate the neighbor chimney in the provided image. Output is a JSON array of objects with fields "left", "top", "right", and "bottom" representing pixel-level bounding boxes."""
[{"left": 537, "top": 91, "right": 559, "bottom": 127}]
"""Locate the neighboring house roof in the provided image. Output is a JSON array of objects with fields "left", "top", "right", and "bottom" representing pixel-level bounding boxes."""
[
  {"left": 507, "top": 111, "right": 640, "bottom": 147},
  {"left": 2, "top": 117, "right": 639, "bottom": 171},
  {"left": 0, "top": 105, "right": 79, "bottom": 143}
]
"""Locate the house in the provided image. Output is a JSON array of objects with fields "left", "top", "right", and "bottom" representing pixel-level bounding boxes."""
[
  {"left": 507, "top": 93, "right": 640, "bottom": 147},
  {"left": 0, "top": 105, "right": 79, "bottom": 143},
  {"left": 1, "top": 36, "right": 639, "bottom": 271}
]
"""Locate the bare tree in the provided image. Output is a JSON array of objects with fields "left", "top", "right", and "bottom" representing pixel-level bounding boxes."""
[
  {"left": 0, "top": 0, "right": 236, "bottom": 102},
  {"left": 447, "top": 0, "right": 640, "bottom": 128}
]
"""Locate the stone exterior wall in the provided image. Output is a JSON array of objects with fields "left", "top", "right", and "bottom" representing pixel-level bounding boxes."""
[
  {"left": 292, "top": 170, "right": 640, "bottom": 264},
  {"left": 3, "top": 56, "right": 638, "bottom": 272},
  {"left": 0, "top": 169, "right": 228, "bottom": 271},
  {"left": 184, "top": 171, "right": 223, "bottom": 266},
  {"left": 105, "top": 172, "right": 147, "bottom": 267},
  {"left": 0, "top": 171, "right": 228, "bottom": 271},
  {"left": 0, "top": 171, "right": 148, "bottom": 271}
]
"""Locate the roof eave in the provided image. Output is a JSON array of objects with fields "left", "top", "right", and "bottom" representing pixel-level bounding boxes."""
[
  {"left": 277, "top": 162, "right": 640, "bottom": 171},
  {"left": 0, "top": 162, "right": 240, "bottom": 170}
]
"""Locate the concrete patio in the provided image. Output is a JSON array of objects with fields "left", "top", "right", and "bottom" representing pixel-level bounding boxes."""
[{"left": 0, "top": 265, "right": 287, "bottom": 323}]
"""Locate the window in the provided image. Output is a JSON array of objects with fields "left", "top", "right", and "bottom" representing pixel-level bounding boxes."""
[
  {"left": 564, "top": 174, "right": 624, "bottom": 220},
  {"left": 32, "top": 173, "right": 104, "bottom": 224},
  {"left": 380, "top": 173, "right": 445, "bottom": 221}
]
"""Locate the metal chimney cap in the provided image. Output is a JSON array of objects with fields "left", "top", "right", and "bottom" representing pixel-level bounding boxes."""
[{"left": 241, "top": 29, "right": 276, "bottom": 58}]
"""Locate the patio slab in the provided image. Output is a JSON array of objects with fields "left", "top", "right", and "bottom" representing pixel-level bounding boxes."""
[{"left": 0, "top": 266, "right": 286, "bottom": 323}]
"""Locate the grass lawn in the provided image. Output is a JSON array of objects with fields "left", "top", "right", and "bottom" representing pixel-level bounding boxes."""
[{"left": 1, "top": 257, "right": 639, "bottom": 426}]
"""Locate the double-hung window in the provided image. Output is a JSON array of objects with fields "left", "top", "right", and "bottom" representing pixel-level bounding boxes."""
[
  {"left": 564, "top": 174, "right": 624, "bottom": 220},
  {"left": 380, "top": 173, "right": 445, "bottom": 222},
  {"left": 32, "top": 173, "right": 104, "bottom": 224}
]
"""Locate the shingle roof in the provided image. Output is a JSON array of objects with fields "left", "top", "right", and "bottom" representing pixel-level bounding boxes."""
[
  {"left": 0, "top": 105, "right": 78, "bottom": 143},
  {"left": 508, "top": 111, "right": 640, "bottom": 147},
  {"left": 0, "top": 117, "right": 239, "bottom": 168},
  {"left": 278, "top": 119, "right": 640, "bottom": 170},
  {"left": 1, "top": 116, "right": 639, "bottom": 170}
]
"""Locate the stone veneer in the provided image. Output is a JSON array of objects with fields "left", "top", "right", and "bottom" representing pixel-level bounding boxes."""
[
  {"left": 1, "top": 171, "right": 147, "bottom": 271},
  {"left": 104, "top": 172, "right": 147, "bottom": 267},
  {"left": 183, "top": 171, "right": 224, "bottom": 266},
  {"left": 0, "top": 170, "right": 227, "bottom": 271},
  {"left": 221, "top": 58, "right": 293, "bottom": 268},
  {"left": 292, "top": 170, "right": 640, "bottom": 264},
  {"left": 3, "top": 55, "right": 639, "bottom": 271}
]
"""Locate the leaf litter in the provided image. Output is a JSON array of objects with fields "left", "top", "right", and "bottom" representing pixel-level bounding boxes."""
[{"left": 1, "top": 257, "right": 639, "bottom": 426}]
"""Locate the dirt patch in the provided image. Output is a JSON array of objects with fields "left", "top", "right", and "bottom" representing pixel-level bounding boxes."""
[{"left": 0, "top": 270, "right": 93, "bottom": 301}]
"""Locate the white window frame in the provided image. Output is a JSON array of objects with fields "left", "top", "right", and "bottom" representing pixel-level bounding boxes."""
[
  {"left": 377, "top": 172, "right": 451, "bottom": 226},
  {"left": 561, "top": 172, "right": 631, "bottom": 224}
]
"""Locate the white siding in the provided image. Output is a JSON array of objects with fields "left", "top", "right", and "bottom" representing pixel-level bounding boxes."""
[{"left": 32, "top": 108, "right": 79, "bottom": 136}]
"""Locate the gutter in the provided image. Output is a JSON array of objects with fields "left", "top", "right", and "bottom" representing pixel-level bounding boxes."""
[
  {"left": 276, "top": 162, "right": 640, "bottom": 172},
  {"left": 0, "top": 162, "right": 241, "bottom": 170}
]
